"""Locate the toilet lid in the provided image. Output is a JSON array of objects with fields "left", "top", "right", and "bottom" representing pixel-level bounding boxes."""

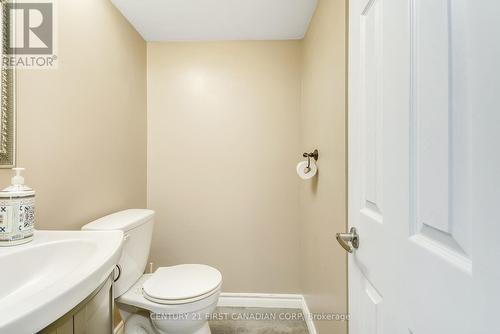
[{"left": 142, "top": 264, "right": 222, "bottom": 302}]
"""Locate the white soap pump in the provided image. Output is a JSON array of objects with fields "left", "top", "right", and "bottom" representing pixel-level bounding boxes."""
[{"left": 0, "top": 168, "right": 36, "bottom": 246}]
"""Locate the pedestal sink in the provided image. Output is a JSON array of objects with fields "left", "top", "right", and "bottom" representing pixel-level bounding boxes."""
[{"left": 0, "top": 230, "right": 123, "bottom": 333}]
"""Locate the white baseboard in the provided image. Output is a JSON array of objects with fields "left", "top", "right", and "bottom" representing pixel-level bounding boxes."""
[
  {"left": 217, "top": 292, "right": 303, "bottom": 309},
  {"left": 114, "top": 293, "right": 317, "bottom": 334},
  {"left": 218, "top": 292, "right": 317, "bottom": 334},
  {"left": 300, "top": 295, "right": 318, "bottom": 334}
]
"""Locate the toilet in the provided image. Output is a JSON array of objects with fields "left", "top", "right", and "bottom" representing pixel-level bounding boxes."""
[{"left": 82, "top": 209, "right": 222, "bottom": 334}]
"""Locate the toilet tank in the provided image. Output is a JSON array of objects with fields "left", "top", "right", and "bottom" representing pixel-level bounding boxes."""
[{"left": 82, "top": 209, "right": 155, "bottom": 297}]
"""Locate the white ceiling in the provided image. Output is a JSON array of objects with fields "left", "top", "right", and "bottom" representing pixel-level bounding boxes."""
[{"left": 111, "top": 0, "right": 318, "bottom": 41}]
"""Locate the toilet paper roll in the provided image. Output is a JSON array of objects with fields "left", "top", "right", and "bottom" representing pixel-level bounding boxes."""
[{"left": 296, "top": 160, "right": 317, "bottom": 180}]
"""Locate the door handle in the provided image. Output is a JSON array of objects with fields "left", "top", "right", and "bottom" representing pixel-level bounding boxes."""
[{"left": 336, "top": 227, "right": 359, "bottom": 253}]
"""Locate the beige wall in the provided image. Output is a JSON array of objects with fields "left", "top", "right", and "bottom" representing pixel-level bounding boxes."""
[
  {"left": 10, "top": 0, "right": 347, "bottom": 329},
  {"left": 299, "top": 0, "right": 348, "bottom": 333},
  {"left": 146, "top": 3, "right": 348, "bottom": 317},
  {"left": 147, "top": 42, "right": 302, "bottom": 292},
  {"left": 0, "top": 0, "right": 147, "bottom": 230}
]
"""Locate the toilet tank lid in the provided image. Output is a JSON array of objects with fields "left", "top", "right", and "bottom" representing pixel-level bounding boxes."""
[{"left": 82, "top": 209, "right": 155, "bottom": 232}]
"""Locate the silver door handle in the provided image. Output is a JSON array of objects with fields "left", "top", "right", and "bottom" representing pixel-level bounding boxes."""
[{"left": 336, "top": 227, "right": 359, "bottom": 253}]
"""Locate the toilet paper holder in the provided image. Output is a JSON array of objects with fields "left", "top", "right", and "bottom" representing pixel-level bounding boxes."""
[
  {"left": 302, "top": 149, "right": 319, "bottom": 173},
  {"left": 302, "top": 149, "right": 319, "bottom": 161}
]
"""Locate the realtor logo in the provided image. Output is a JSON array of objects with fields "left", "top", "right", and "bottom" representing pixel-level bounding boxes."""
[
  {"left": 2, "top": 0, "right": 57, "bottom": 69},
  {"left": 8, "top": 2, "right": 53, "bottom": 54}
]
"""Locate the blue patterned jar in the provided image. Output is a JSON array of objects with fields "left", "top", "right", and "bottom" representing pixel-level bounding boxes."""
[{"left": 0, "top": 168, "right": 35, "bottom": 246}]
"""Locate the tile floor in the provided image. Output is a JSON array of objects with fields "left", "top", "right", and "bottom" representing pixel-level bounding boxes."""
[{"left": 209, "top": 307, "right": 309, "bottom": 334}]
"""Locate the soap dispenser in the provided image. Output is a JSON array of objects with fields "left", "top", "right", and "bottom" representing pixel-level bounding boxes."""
[{"left": 0, "top": 168, "right": 35, "bottom": 246}]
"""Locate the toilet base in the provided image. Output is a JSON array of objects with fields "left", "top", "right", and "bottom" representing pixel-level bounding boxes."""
[
  {"left": 123, "top": 313, "right": 212, "bottom": 334},
  {"left": 123, "top": 313, "right": 156, "bottom": 334},
  {"left": 154, "top": 321, "right": 211, "bottom": 334},
  {"left": 192, "top": 323, "right": 211, "bottom": 334}
]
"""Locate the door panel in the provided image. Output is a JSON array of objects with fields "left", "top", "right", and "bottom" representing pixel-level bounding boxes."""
[
  {"left": 361, "top": 0, "right": 384, "bottom": 222},
  {"left": 411, "top": 0, "right": 451, "bottom": 235},
  {"left": 409, "top": 0, "right": 470, "bottom": 266},
  {"left": 350, "top": 263, "right": 383, "bottom": 334},
  {"left": 349, "top": 0, "right": 390, "bottom": 332},
  {"left": 348, "top": 0, "right": 500, "bottom": 333}
]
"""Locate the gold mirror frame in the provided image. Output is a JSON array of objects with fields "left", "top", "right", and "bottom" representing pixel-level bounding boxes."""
[{"left": 0, "top": 0, "right": 15, "bottom": 167}]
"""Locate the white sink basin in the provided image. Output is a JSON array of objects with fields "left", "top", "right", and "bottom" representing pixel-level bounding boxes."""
[{"left": 0, "top": 230, "right": 123, "bottom": 334}]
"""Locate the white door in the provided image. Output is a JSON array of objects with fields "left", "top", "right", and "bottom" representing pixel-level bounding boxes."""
[{"left": 347, "top": 0, "right": 500, "bottom": 333}]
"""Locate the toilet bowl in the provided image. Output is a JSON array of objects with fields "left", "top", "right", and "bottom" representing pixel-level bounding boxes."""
[
  {"left": 82, "top": 210, "right": 222, "bottom": 334},
  {"left": 118, "top": 268, "right": 221, "bottom": 334}
]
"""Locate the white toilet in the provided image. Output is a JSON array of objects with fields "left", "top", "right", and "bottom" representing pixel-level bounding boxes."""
[{"left": 82, "top": 209, "right": 222, "bottom": 334}]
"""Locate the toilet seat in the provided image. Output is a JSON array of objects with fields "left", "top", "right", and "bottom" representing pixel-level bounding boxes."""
[
  {"left": 142, "top": 264, "right": 222, "bottom": 305},
  {"left": 143, "top": 282, "right": 221, "bottom": 305},
  {"left": 117, "top": 274, "right": 221, "bottom": 314}
]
